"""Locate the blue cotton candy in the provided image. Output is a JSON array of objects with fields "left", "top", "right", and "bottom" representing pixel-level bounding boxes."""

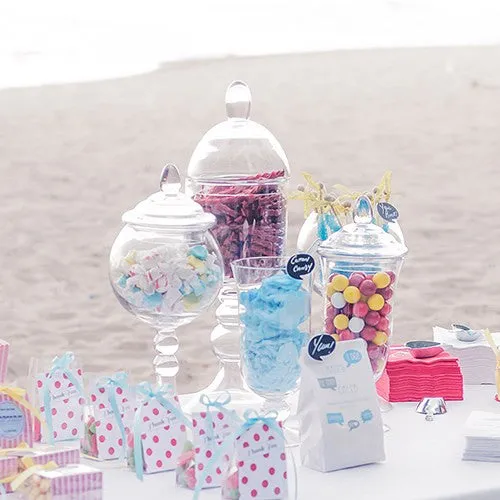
[
  {"left": 118, "top": 275, "right": 128, "bottom": 288},
  {"left": 240, "top": 273, "right": 310, "bottom": 395},
  {"left": 143, "top": 292, "right": 163, "bottom": 308}
]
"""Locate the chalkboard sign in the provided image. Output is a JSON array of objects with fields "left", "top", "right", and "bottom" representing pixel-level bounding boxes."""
[
  {"left": 287, "top": 253, "right": 315, "bottom": 280},
  {"left": 377, "top": 202, "right": 399, "bottom": 222}
]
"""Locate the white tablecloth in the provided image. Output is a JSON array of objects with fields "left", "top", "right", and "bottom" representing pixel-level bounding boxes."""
[{"left": 96, "top": 386, "right": 500, "bottom": 500}]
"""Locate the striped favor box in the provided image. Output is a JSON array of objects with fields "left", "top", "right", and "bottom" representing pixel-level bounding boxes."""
[
  {"left": 0, "top": 340, "right": 9, "bottom": 383},
  {"left": 0, "top": 456, "right": 18, "bottom": 494},
  {"left": 18, "top": 444, "right": 80, "bottom": 469},
  {"left": 0, "top": 388, "right": 34, "bottom": 447},
  {"left": 25, "top": 464, "right": 102, "bottom": 499}
]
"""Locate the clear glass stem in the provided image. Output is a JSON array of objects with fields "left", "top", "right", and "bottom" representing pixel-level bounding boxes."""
[{"left": 153, "top": 327, "right": 179, "bottom": 388}]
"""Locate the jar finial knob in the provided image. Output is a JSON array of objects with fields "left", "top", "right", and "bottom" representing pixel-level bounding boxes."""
[
  {"left": 225, "top": 80, "right": 251, "bottom": 120},
  {"left": 353, "top": 195, "right": 373, "bottom": 224},
  {"left": 160, "top": 164, "right": 181, "bottom": 195}
]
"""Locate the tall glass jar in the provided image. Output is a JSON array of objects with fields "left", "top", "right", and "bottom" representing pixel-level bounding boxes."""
[
  {"left": 185, "top": 81, "right": 290, "bottom": 409},
  {"left": 317, "top": 196, "right": 408, "bottom": 380}
]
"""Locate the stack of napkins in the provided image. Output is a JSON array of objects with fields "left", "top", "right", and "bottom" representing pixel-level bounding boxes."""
[
  {"left": 433, "top": 327, "right": 499, "bottom": 385},
  {"left": 463, "top": 411, "right": 500, "bottom": 462},
  {"left": 376, "top": 346, "right": 463, "bottom": 402}
]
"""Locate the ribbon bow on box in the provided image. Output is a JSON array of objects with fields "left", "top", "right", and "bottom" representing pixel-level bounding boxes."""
[
  {"left": 42, "top": 352, "right": 84, "bottom": 445},
  {"left": 133, "top": 382, "right": 191, "bottom": 481}
]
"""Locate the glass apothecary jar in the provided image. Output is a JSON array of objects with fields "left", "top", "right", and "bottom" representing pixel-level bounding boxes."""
[
  {"left": 185, "top": 81, "right": 291, "bottom": 409},
  {"left": 317, "top": 196, "right": 408, "bottom": 380},
  {"left": 109, "top": 164, "right": 223, "bottom": 387}
]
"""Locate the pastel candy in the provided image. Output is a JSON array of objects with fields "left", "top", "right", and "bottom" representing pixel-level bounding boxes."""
[
  {"left": 333, "top": 314, "right": 349, "bottom": 331},
  {"left": 339, "top": 330, "right": 355, "bottom": 341},
  {"left": 361, "top": 326, "right": 377, "bottom": 342},
  {"left": 349, "top": 273, "right": 365, "bottom": 288},
  {"left": 387, "top": 271, "right": 396, "bottom": 284},
  {"left": 353, "top": 302, "right": 369, "bottom": 318},
  {"left": 326, "top": 305, "right": 337, "bottom": 320},
  {"left": 380, "top": 287, "right": 393, "bottom": 300},
  {"left": 342, "top": 304, "right": 353, "bottom": 317},
  {"left": 188, "top": 245, "right": 208, "bottom": 261},
  {"left": 349, "top": 317, "right": 365, "bottom": 334},
  {"left": 373, "top": 331, "right": 388, "bottom": 346},
  {"left": 331, "top": 292, "right": 347, "bottom": 309},
  {"left": 326, "top": 281, "right": 337, "bottom": 298},
  {"left": 331, "top": 333, "right": 340, "bottom": 342},
  {"left": 365, "top": 311, "right": 381, "bottom": 326},
  {"left": 343, "top": 286, "right": 361, "bottom": 304},
  {"left": 372, "top": 272, "right": 391, "bottom": 289},
  {"left": 187, "top": 255, "right": 206, "bottom": 271},
  {"left": 380, "top": 303, "right": 392, "bottom": 316},
  {"left": 325, "top": 319, "right": 335, "bottom": 334},
  {"left": 377, "top": 316, "right": 390, "bottom": 332},
  {"left": 359, "top": 279, "right": 377, "bottom": 297},
  {"left": 368, "top": 345, "right": 381, "bottom": 360},
  {"left": 367, "top": 293, "right": 385, "bottom": 311},
  {"left": 331, "top": 274, "right": 349, "bottom": 292}
]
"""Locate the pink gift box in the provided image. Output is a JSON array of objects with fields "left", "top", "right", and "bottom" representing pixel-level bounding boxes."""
[
  {"left": 0, "top": 340, "right": 9, "bottom": 384},
  {"left": 0, "top": 455, "right": 19, "bottom": 494},
  {"left": 0, "top": 388, "right": 34, "bottom": 448},
  {"left": 19, "top": 464, "right": 102, "bottom": 500}
]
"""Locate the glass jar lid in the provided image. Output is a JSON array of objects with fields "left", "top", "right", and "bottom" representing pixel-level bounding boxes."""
[
  {"left": 122, "top": 164, "right": 216, "bottom": 230},
  {"left": 318, "top": 196, "right": 408, "bottom": 260},
  {"left": 187, "top": 81, "right": 290, "bottom": 182}
]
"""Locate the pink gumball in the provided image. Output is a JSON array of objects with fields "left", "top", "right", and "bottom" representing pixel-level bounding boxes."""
[
  {"left": 380, "top": 287, "right": 393, "bottom": 300},
  {"left": 326, "top": 305, "right": 337, "bottom": 320},
  {"left": 342, "top": 304, "right": 353, "bottom": 317},
  {"left": 380, "top": 303, "right": 392, "bottom": 316},
  {"left": 387, "top": 271, "right": 396, "bottom": 284},
  {"left": 339, "top": 330, "right": 355, "bottom": 341},
  {"left": 325, "top": 319, "right": 335, "bottom": 335},
  {"left": 368, "top": 345, "right": 381, "bottom": 360},
  {"left": 328, "top": 273, "right": 338, "bottom": 282},
  {"left": 361, "top": 326, "right": 377, "bottom": 342},
  {"left": 365, "top": 311, "right": 381, "bottom": 326},
  {"left": 377, "top": 316, "right": 390, "bottom": 332},
  {"left": 349, "top": 273, "right": 365, "bottom": 288},
  {"left": 353, "top": 302, "right": 369, "bottom": 318},
  {"left": 359, "top": 279, "right": 377, "bottom": 297}
]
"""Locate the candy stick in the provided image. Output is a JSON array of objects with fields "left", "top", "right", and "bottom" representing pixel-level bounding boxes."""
[{"left": 483, "top": 329, "right": 500, "bottom": 402}]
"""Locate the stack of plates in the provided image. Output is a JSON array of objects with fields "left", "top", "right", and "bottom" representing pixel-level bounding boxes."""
[
  {"left": 433, "top": 326, "right": 498, "bottom": 385},
  {"left": 463, "top": 411, "right": 500, "bottom": 462},
  {"left": 376, "top": 346, "right": 463, "bottom": 402}
]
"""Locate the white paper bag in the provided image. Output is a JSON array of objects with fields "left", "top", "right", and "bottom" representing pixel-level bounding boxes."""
[{"left": 298, "top": 336, "right": 385, "bottom": 472}]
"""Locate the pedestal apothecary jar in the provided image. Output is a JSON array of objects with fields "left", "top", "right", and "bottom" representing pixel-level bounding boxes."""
[
  {"left": 109, "top": 164, "right": 223, "bottom": 387},
  {"left": 185, "top": 81, "right": 291, "bottom": 407},
  {"left": 317, "top": 196, "right": 408, "bottom": 380}
]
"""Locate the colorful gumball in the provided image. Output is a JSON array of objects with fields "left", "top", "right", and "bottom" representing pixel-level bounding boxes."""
[
  {"left": 361, "top": 326, "right": 377, "bottom": 342},
  {"left": 373, "top": 331, "right": 388, "bottom": 346},
  {"left": 326, "top": 282, "right": 337, "bottom": 298},
  {"left": 343, "top": 286, "right": 361, "bottom": 304},
  {"left": 333, "top": 314, "right": 349, "bottom": 331},
  {"left": 331, "top": 274, "right": 349, "bottom": 292},
  {"left": 349, "top": 273, "right": 365, "bottom": 288},
  {"left": 325, "top": 319, "right": 335, "bottom": 335},
  {"left": 331, "top": 292, "right": 347, "bottom": 309},
  {"left": 377, "top": 316, "right": 390, "bottom": 332},
  {"left": 353, "top": 302, "right": 369, "bottom": 318},
  {"left": 331, "top": 333, "right": 340, "bottom": 342},
  {"left": 367, "top": 293, "right": 384, "bottom": 311},
  {"left": 341, "top": 304, "right": 353, "bottom": 317},
  {"left": 326, "top": 305, "right": 337, "bottom": 320},
  {"left": 380, "top": 303, "right": 392, "bottom": 316},
  {"left": 359, "top": 279, "right": 377, "bottom": 297},
  {"left": 380, "top": 287, "right": 393, "bottom": 300},
  {"left": 339, "top": 330, "right": 355, "bottom": 341},
  {"left": 387, "top": 271, "right": 396, "bottom": 284},
  {"left": 365, "top": 311, "right": 381, "bottom": 326},
  {"left": 368, "top": 345, "right": 381, "bottom": 360},
  {"left": 372, "top": 272, "right": 391, "bottom": 289},
  {"left": 349, "top": 317, "right": 365, "bottom": 334}
]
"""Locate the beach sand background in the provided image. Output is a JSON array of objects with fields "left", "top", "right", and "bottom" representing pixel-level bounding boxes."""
[{"left": 1, "top": 46, "right": 500, "bottom": 392}]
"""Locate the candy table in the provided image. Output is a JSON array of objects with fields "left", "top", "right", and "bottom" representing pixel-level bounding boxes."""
[{"left": 84, "top": 386, "right": 500, "bottom": 500}]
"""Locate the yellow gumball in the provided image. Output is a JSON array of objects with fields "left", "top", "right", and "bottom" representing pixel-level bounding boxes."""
[
  {"left": 333, "top": 314, "right": 349, "bottom": 330},
  {"left": 343, "top": 286, "right": 361, "bottom": 304},
  {"left": 326, "top": 282, "right": 337, "bottom": 298},
  {"left": 331, "top": 333, "right": 340, "bottom": 342},
  {"left": 331, "top": 274, "right": 349, "bottom": 292},
  {"left": 373, "top": 272, "right": 391, "bottom": 289},
  {"left": 373, "top": 331, "right": 388, "bottom": 346},
  {"left": 367, "top": 293, "right": 385, "bottom": 311}
]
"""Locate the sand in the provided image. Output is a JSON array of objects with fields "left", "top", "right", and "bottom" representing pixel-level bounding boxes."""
[{"left": 1, "top": 46, "right": 500, "bottom": 392}]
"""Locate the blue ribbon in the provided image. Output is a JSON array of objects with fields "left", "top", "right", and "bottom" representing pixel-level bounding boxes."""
[
  {"left": 193, "top": 410, "right": 285, "bottom": 500},
  {"left": 42, "top": 352, "right": 83, "bottom": 445},
  {"left": 133, "top": 382, "right": 191, "bottom": 481},
  {"left": 96, "top": 372, "right": 130, "bottom": 459},
  {"left": 199, "top": 392, "right": 234, "bottom": 453},
  {"left": 0, "top": 483, "right": 6, "bottom": 498}
]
